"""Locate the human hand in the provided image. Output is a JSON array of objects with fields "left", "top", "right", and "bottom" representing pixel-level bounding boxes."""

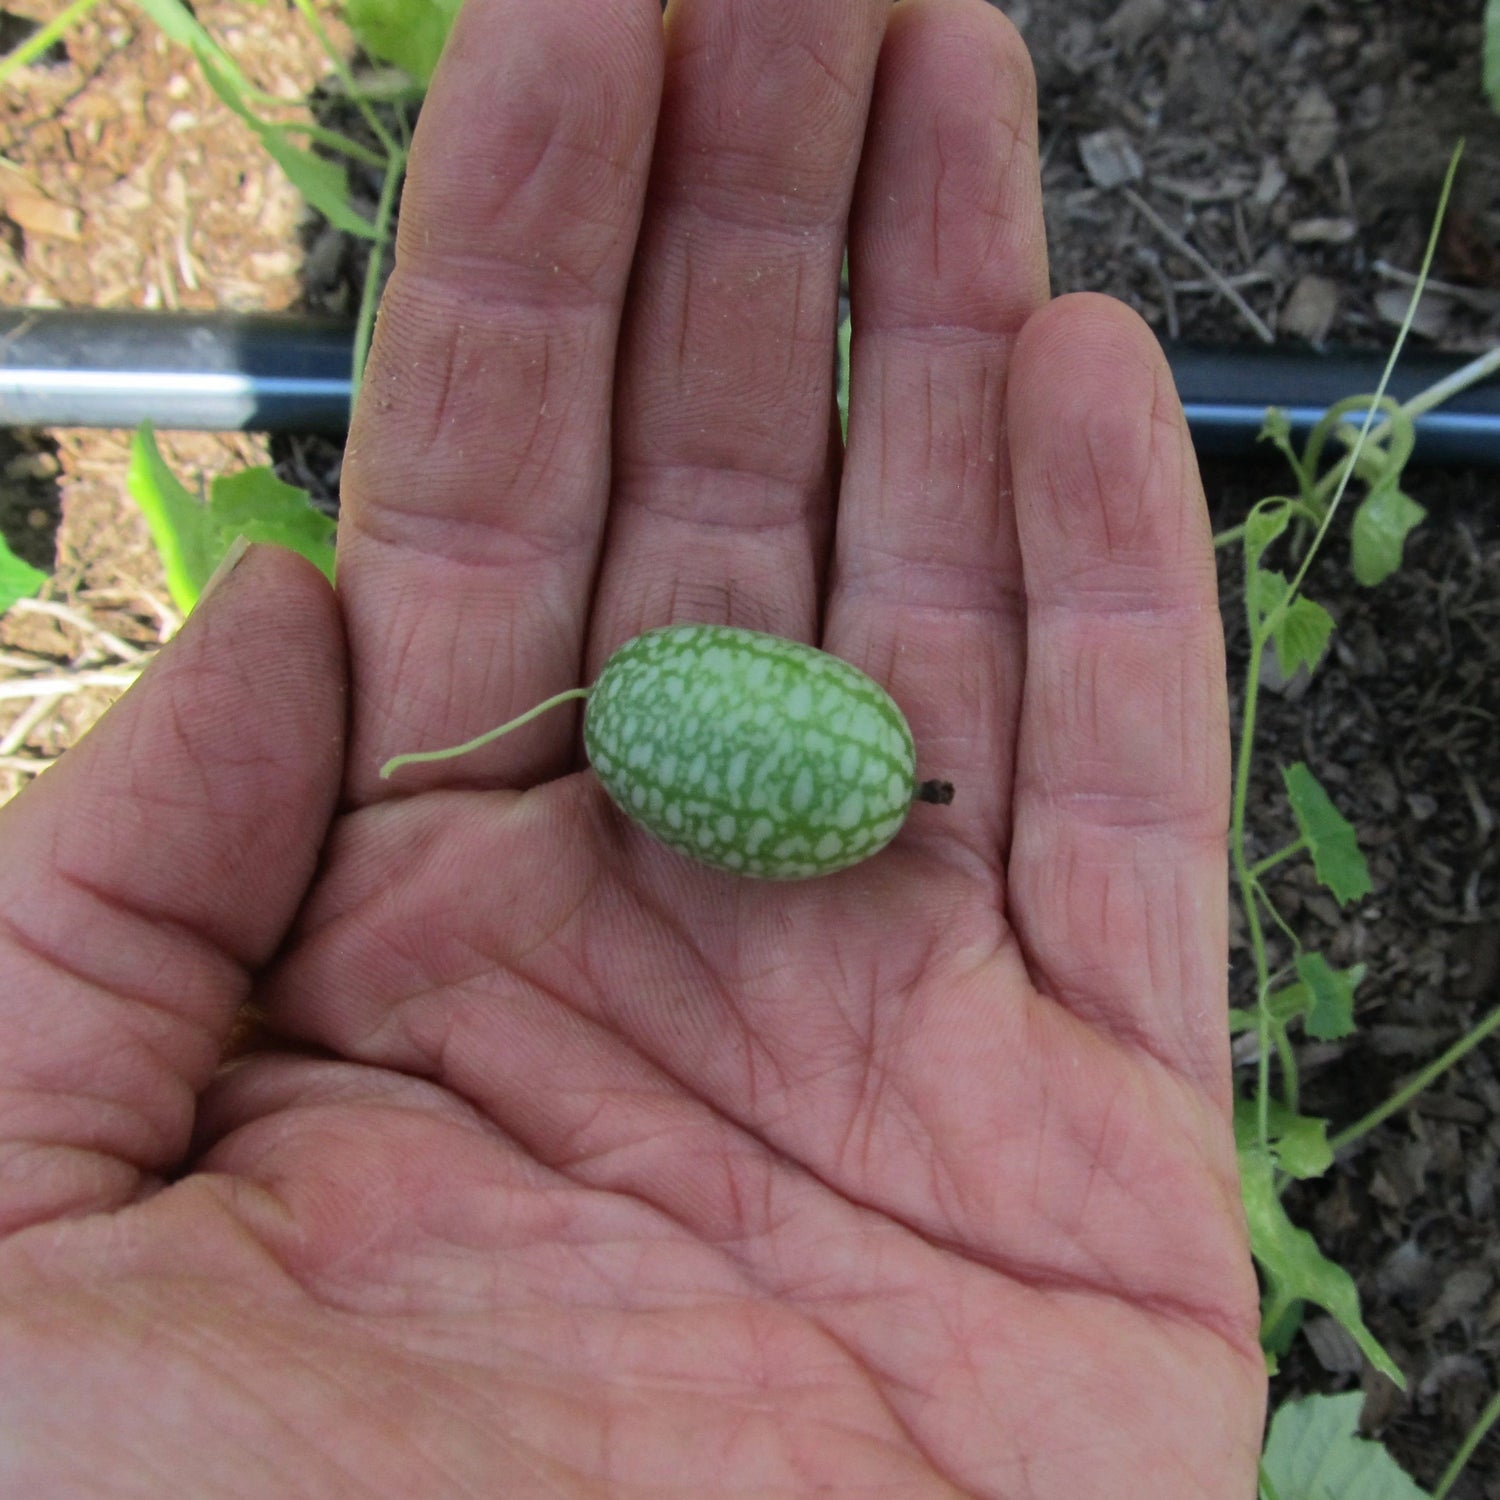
[{"left": 0, "top": 0, "right": 1266, "bottom": 1494}]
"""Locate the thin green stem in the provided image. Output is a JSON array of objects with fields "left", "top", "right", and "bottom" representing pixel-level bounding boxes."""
[
  {"left": 1232, "top": 618, "right": 1276, "bottom": 1148},
  {"left": 276, "top": 121, "right": 388, "bottom": 169},
  {"left": 1318, "top": 345, "right": 1500, "bottom": 470},
  {"left": 379, "top": 688, "right": 591, "bottom": 780},
  {"left": 1216, "top": 498, "right": 1322, "bottom": 552},
  {"left": 1401, "top": 343, "right": 1500, "bottom": 423},
  {"left": 1330, "top": 1003, "right": 1500, "bottom": 1153},
  {"left": 0, "top": 0, "right": 101, "bottom": 84},
  {"left": 287, "top": 0, "right": 399, "bottom": 157},
  {"left": 349, "top": 144, "right": 406, "bottom": 411},
  {"left": 1254, "top": 882, "right": 1303, "bottom": 954},
  {"left": 1260, "top": 145, "right": 1462, "bottom": 646},
  {"left": 1433, "top": 1381, "right": 1500, "bottom": 1500},
  {"left": 1251, "top": 838, "right": 1308, "bottom": 880}
]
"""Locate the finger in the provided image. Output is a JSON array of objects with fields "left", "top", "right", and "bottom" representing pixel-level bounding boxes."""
[
  {"left": 337, "top": 0, "right": 664, "bottom": 800},
  {"left": 585, "top": 0, "right": 889, "bottom": 667},
  {"left": 0, "top": 547, "right": 345, "bottom": 1233},
  {"left": 1006, "top": 295, "right": 1232, "bottom": 1092},
  {"left": 822, "top": 0, "right": 1048, "bottom": 881}
]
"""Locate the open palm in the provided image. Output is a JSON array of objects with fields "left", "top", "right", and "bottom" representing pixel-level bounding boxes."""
[{"left": 0, "top": 0, "right": 1265, "bottom": 1494}]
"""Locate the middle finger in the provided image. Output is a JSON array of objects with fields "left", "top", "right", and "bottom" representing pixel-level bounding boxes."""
[{"left": 586, "top": 0, "right": 890, "bottom": 669}]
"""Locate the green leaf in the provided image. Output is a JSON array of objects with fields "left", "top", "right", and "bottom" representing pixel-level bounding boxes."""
[
  {"left": 1275, "top": 1111, "right": 1335, "bottom": 1180},
  {"left": 1228, "top": 1007, "right": 1258, "bottom": 1034},
  {"left": 1304, "top": 394, "right": 1406, "bottom": 487},
  {"left": 1244, "top": 498, "right": 1292, "bottom": 575},
  {"left": 129, "top": 0, "right": 375, "bottom": 239},
  {"left": 195, "top": 52, "right": 376, "bottom": 240},
  {"left": 1295, "top": 953, "right": 1363, "bottom": 1041},
  {"left": 1240, "top": 1146, "right": 1405, "bottom": 1387},
  {"left": 0, "top": 533, "right": 47, "bottom": 613},
  {"left": 1488, "top": 0, "right": 1500, "bottom": 111},
  {"left": 1272, "top": 595, "right": 1335, "bottom": 678},
  {"left": 1233, "top": 1098, "right": 1334, "bottom": 1181},
  {"left": 127, "top": 426, "right": 335, "bottom": 614},
  {"left": 131, "top": 0, "right": 243, "bottom": 75},
  {"left": 1249, "top": 566, "right": 1290, "bottom": 628},
  {"left": 126, "top": 422, "right": 216, "bottom": 615},
  {"left": 1267, "top": 960, "right": 1366, "bottom": 1042},
  {"left": 1351, "top": 482, "right": 1426, "bottom": 588},
  {"left": 1283, "top": 763, "right": 1373, "bottom": 906},
  {"left": 208, "top": 468, "right": 335, "bottom": 585},
  {"left": 1257, "top": 410, "right": 1307, "bottom": 493},
  {"left": 345, "top": 0, "right": 461, "bottom": 84},
  {"left": 1262, "top": 1393, "right": 1431, "bottom": 1500}
]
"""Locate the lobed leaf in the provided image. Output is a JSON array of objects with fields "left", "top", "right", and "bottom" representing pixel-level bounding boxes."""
[
  {"left": 1351, "top": 482, "right": 1426, "bottom": 588},
  {"left": 126, "top": 423, "right": 216, "bottom": 615},
  {"left": 126, "top": 426, "right": 336, "bottom": 613},
  {"left": 1294, "top": 953, "right": 1363, "bottom": 1041},
  {"left": 344, "top": 0, "right": 461, "bottom": 85},
  {"left": 1240, "top": 1147, "right": 1405, "bottom": 1387},
  {"left": 1261, "top": 1393, "right": 1430, "bottom": 1500},
  {"left": 1233, "top": 1098, "right": 1333, "bottom": 1181},
  {"left": 1283, "top": 763, "right": 1373, "bottom": 906},
  {"left": 1273, "top": 595, "right": 1335, "bottom": 678},
  {"left": 1243, "top": 498, "right": 1292, "bottom": 576},
  {"left": 209, "top": 468, "right": 336, "bottom": 584}
]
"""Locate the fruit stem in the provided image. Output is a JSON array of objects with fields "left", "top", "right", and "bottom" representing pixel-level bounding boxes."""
[
  {"left": 379, "top": 687, "right": 592, "bottom": 779},
  {"left": 916, "top": 779, "right": 954, "bottom": 805}
]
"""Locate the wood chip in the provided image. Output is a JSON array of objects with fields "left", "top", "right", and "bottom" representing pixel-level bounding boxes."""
[
  {"left": 1280, "top": 273, "right": 1340, "bottom": 342},
  {"left": 2, "top": 188, "right": 82, "bottom": 241},
  {"left": 1285, "top": 86, "right": 1339, "bottom": 176},
  {"left": 1374, "top": 286, "right": 1452, "bottom": 341},
  {"left": 1288, "top": 216, "right": 1358, "bottom": 245},
  {"left": 1078, "top": 127, "right": 1143, "bottom": 189},
  {"left": 1101, "top": 0, "right": 1167, "bottom": 49}
]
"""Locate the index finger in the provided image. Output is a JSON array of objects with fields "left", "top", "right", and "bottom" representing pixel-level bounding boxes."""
[{"left": 336, "top": 0, "right": 663, "bottom": 802}]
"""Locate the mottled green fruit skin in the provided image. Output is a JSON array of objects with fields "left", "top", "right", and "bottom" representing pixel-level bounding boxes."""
[{"left": 584, "top": 625, "right": 917, "bottom": 880}]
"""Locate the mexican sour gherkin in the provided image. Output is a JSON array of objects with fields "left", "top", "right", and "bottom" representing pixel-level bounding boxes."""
[
  {"left": 583, "top": 624, "right": 920, "bottom": 879},
  {"left": 380, "top": 622, "right": 950, "bottom": 880}
]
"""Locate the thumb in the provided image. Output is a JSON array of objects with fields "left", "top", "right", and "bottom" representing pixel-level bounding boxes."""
[{"left": 0, "top": 543, "right": 346, "bottom": 1234}]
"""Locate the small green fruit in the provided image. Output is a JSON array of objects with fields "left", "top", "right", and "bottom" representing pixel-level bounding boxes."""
[
  {"left": 584, "top": 624, "right": 919, "bottom": 878},
  {"left": 380, "top": 623, "right": 950, "bottom": 880}
]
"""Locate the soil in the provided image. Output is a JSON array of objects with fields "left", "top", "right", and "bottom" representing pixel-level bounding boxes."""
[{"left": 1, "top": 0, "right": 1498, "bottom": 1491}]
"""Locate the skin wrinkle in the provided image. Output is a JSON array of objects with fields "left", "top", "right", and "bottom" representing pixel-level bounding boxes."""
[
  {"left": 0, "top": 897, "right": 235, "bottom": 1065},
  {"left": 266, "top": 943, "right": 1254, "bottom": 1475},
  {"left": 226, "top": 1319, "right": 512, "bottom": 1500},
  {"left": 354, "top": 506, "right": 590, "bottom": 584},
  {"left": 422, "top": 313, "right": 463, "bottom": 459},
  {"left": 332, "top": 883, "right": 1245, "bottom": 1344},
  {"left": 393, "top": 248, "right": 625, "bottom": 329},
  {"left": 608, "top": 463, "right": 815, "bottom": 533},
  {"left": 675, "top": 10, "right": 876, "bottom": 192}
]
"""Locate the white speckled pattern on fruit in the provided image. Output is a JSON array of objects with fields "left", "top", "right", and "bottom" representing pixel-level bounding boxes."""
[{"left": 584, "top": 625, "right": 917, "bottom": 879}]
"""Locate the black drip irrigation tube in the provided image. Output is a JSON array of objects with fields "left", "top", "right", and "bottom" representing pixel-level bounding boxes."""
[{"left": 2, "top": 307, "right": 1498, "bottom": 466}]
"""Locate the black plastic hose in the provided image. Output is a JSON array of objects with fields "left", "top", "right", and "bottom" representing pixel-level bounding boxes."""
[{"left": 2, "top": 307, "right": 1497, "bottom": 465}]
